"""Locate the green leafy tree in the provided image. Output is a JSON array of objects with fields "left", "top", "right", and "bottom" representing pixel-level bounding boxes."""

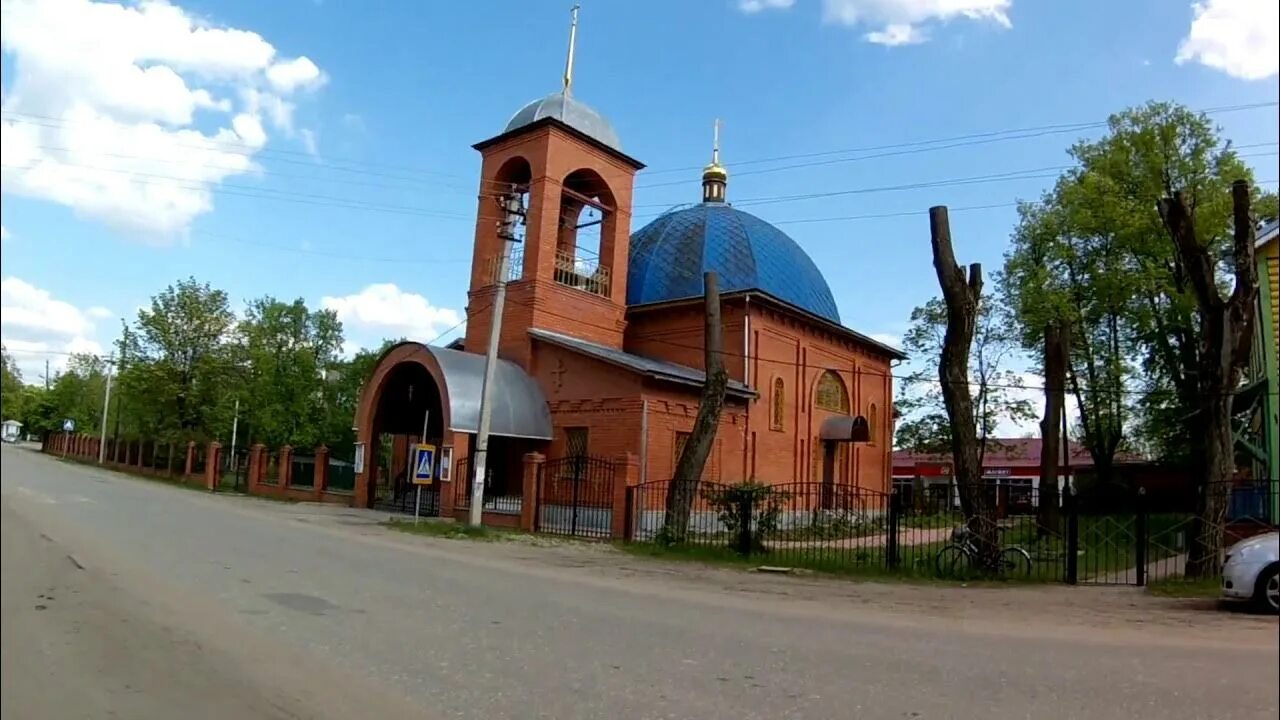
[
  {"left": 894, "top": 294, "right": 1036, "bottom": 459},
  {"left": 1004, "top": 197, "right": 1133, "bottom": 483},
  {"left": 1001, "top": 101, "right": 1270, "bottom": 476},
  {"left": 120, "top": 278, "right": 239, "bottom": 442},
  {"left": 237, "top": 297, "right": 344, "bottom": 452},
  {"left": 1, "top": 345, "right": 25, "bottom": 421}
]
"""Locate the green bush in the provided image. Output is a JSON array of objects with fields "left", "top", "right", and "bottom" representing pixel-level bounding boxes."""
[{"left": 700, "top": 481, "right": 791, "bottom": 554}]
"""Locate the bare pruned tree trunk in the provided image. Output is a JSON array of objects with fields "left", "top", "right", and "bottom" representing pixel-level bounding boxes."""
[
  {"left": 663, "top": 272, "right": 729, "bottom": 542},
  {"left": 1038, "top": 322, "right": 1070, "bottom": 533},
  {"left": 928, "top": 206, "right": 997, "bottom": 559},
  {"left": 1158, "top": 180, "right": 1258, "bottom": 578}
]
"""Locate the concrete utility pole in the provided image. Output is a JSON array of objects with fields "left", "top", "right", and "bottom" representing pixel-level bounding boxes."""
[
  {"left": 97, "top": 353, "right": 114, "bottom": 464},
  {"left": 469, "top": 186, "right": 525, "bottom": 527},
  {"left": 229, "top": 398, "right": 240, "bottom": 455}
]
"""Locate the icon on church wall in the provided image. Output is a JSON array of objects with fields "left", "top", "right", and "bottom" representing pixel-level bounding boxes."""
[{"left": 439, "top": 446, "right": 452, "bottom": 483}]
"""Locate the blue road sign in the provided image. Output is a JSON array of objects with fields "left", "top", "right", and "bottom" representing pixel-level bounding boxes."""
[
  {"left": 62, "top": 419, "right": 75, "bottom": 432},
  {"left": 412, "top": 444, "right": 436, "bottom": 485}
]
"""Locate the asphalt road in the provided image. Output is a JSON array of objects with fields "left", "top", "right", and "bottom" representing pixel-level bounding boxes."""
[{"left": 2, "top": 445, "right": 1277, "bottom": 720}]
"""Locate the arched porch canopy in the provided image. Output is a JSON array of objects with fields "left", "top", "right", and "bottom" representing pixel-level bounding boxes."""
[
  {"left": 819, "top": 415, "right": 870, "bottom": 444},
  {"left": 356, "top": 342, "right": 553, "bottom": 441}
]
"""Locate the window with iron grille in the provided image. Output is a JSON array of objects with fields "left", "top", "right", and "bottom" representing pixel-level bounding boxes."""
[{"left": 565, "top": 427, "right": 588, "bottom": 458}]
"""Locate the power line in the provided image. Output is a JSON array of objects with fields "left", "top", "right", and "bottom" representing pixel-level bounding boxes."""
[
  {"left": 636, "top": 100, "right": 1280, "bottom": 178},
  {"left": 18, "top": 142, "right": 479, "bottom": 197},
  {"left": 0, "top": 161, "right": 478, "bottom": 221},
  {"left": 191, "top": 231, "right": 473, "bottom": 265},
  {"left": 10, "top": 100, "right": 1274, "bottom": 198},
  {"left": 14, "top": 285, "right": 1271, "bottom": 403},
  {"left": 1, "top": 110, "right": 471, "bottom": 182},
  {"left": 477, "top": 290, "right": 1275, "bottom": 401}
]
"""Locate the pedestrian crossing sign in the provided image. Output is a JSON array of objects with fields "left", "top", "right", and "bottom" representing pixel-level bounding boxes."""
[{"left": 412, "top": 443, "right": 436, "bottom": 485}]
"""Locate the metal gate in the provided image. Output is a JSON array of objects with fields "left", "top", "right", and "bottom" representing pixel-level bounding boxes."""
[
  {"left": 373, "top": 458, "right": 440, "bottom": 517},
  {"left": 536, "top": 455, "right": 616, "bottom": 538},
  {"left": 1072, "top": 481, "right": 1278, "bottom": 586}
]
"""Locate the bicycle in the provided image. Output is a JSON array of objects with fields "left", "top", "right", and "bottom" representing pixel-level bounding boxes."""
[{"left": 934, "top": 522, "right": 1033, "bottom": 578}]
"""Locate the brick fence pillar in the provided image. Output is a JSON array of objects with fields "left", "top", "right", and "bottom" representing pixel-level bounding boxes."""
[
  {"left": 611, "top": 452, "right": 641, "bottom": 540},
  {"left": 205, "top": 441, "right": 221, "bottom": 491},
  {"left": 247, "top": 443, "right": 265, "bottom": 492},
  {"left": 520, "top": 452, "right": 546, "bottom": 532},
  {"left": 314, "top": 445, "right": 330, "bottom": 499},
  {"left": 184, "top": 441, "right": 196, "bottom": 479},
  {"left": 278, "top": 445, "right": 293, "bottom": 489}
]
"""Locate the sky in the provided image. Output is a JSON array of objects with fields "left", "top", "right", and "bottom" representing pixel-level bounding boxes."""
[{"left": 1, "top": 0, "right": 1278, "bottom": 431}]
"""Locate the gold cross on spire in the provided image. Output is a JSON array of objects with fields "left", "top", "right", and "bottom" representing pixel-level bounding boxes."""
[
  {"left": 563, "top": 4, "right": 581, "bottom": 97},
  {"left": 712, "top": 118, "right": 722, "bottom": 165}
]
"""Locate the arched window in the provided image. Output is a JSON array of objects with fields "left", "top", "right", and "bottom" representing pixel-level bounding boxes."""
[
  {"left": 771, "top": 378, "right": 785, "bottom": 431},
  {"left": 868, "top": 403, "right": 878, "bottom": 444},
  {"left": 814, "top": 371, "right": 849, "bottom": 413}
]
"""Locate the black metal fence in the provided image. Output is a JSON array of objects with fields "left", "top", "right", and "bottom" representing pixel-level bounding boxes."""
[
  {"left": 290, "top": 454, "right": 316, "bottom": 488},
  {"left": 624, "top": 478, "right": 1279, "bottom": 585},
  {"left": 453, "top": 458, "right": 521, "bottom": 515},
  {"left": 372, "top": 457, "right": 440, "bottom": 516},
  {"left": 217, "top": 447, "right": 249, "bottom": 491},
  {"left": 536, "top": 455, "right": 616, "bottom": 538},
  {"left": 327, "top": 456, "right": 356, "bottom": 493}
]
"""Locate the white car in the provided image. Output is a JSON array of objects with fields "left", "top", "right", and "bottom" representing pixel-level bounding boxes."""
[{"left": 1221, "top": 532, "right": 1279, "bottom": 613}]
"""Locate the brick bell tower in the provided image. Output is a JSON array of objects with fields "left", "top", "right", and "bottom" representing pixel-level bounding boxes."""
[{"left": 463, "top": 6, "right": 644, "bottom": 372}]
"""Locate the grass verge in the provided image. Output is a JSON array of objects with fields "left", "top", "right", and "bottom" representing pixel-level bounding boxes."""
[
  {"left": 615, "top": 540, "right": 1052, "bottom": 586},
  {"left": 1145, "top": 577, "right": 1221, "bottom": 599},
  {"left": 383, "top": 519, "right": 517, "bottom": 541}
]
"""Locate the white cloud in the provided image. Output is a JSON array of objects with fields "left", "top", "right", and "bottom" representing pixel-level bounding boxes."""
[
  {"left": 869, "top": 332, "right": 903, "bottom": 348},
  {"left": 0, "top": 226, "right": 9, "bottom": 243},
  {"left": 821, "top": 0, "right": 1011, "bottom": 44},
  {"left": 0, "top": 0, "right": 327, "bottom": 239},
  {"left": 87, "top": 306, "right": 114, "bottom": 319},
  {"left": 0, "top": 276, "right": 105, "bottom": 378},
  {"left": 739, "top": 0, "right": 796, "bottom": 12},
  {"left": 1175, "top": 0, "right": 1279, "bottom": 80},
  {"left": 321, "top": 284, "right": 462, "bottom": 345},
  {"left": 866, "top": 23, "right": 928, "bottom": 45},
  {"left": 266, "top": 56, "right": 327, "bottom": 93},
  {"left": 299, "top": 128, "right": 319, "bottom": 158}
]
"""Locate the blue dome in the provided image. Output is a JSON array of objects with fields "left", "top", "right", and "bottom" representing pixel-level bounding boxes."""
[{"left": 627, "top": 203, "right": 841, "bottom": 323}]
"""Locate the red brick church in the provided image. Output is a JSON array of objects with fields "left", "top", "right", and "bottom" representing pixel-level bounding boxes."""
[{"left": 352, "top": 15, "right": 904, "bottom": 524}]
